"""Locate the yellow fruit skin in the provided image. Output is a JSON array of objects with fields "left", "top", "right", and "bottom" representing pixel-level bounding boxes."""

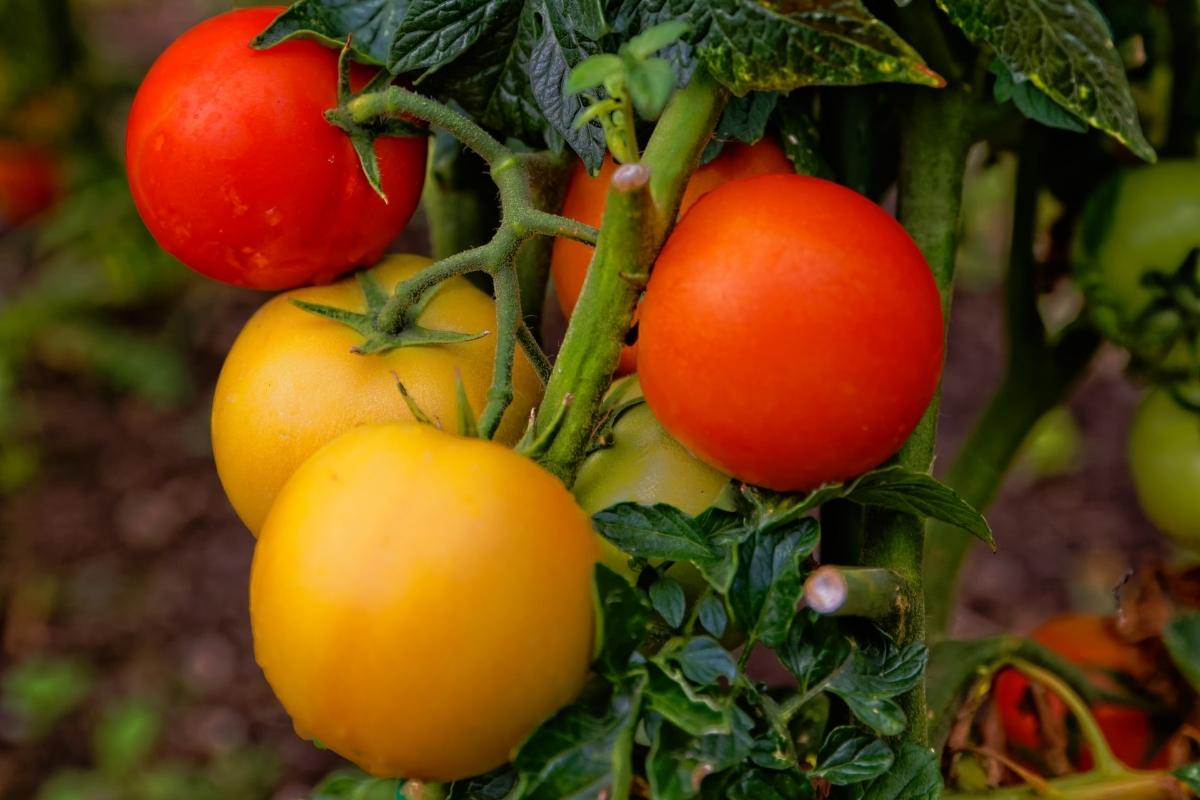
[
  {"left": 251, "top": 423, "right": 598, "bottom": 781},
  {"left": 211, "top": 254, "right": 542, "bottom": 533}
]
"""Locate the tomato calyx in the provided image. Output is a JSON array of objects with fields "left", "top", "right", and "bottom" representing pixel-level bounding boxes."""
[
  {"left": 323, "top": 39, "right": 426, "bottom": 202},
  {"left": 1125, "top": 247, "right": 1200, "bottom": 382},
  {"left": 292, "top": 270, "right": 487, "bottom": 355}
]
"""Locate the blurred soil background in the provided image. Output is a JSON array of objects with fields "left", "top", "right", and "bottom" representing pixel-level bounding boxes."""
[{"left": 0, "top": 1, "right": 1171, "bottom": 799}]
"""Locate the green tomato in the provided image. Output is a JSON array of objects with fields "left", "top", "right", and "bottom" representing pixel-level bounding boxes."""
[
  {"left": 573, "top": 376, "right": 732, "bottom": 586},
  {"left": 1074, "top": 160, "right": 1200, "bottom": 375},
  {"left": 1129, "top": 389, "right": 1200, "bottom": 546},
  {"left": 1015, "top": 406, "right": 1084, "bottom": 479}
]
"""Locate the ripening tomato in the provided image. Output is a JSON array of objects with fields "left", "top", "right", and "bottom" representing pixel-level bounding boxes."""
[
  {"left": 0, "top": 142, "right": 59, "bottom": 229},
  {"left": 638, "top": 173, "right": 944, "bottom": 491},
  {"left": 1073, "top": 161, "right": 1200, "bottom": 373},
  {"left": 995, "top": 614, "right": 1169, "bottom": 770},
  {"left": 125, "top": 7, "right": 426, "bottom": 290},
  {"left": 1129, "top": 389, "right": 1200, "bottom": 546},
  {"left": 211, "top": 255, "right": 542, "bottom": 533},
  {"left": 252, "top": 423, "right": 597, "bottom": 781},
  {"left": 550, "top": 139, "right": 793, "bottom": 373},
  {"left": 573, "top": 376, "right": 731, "bottom": 584}
]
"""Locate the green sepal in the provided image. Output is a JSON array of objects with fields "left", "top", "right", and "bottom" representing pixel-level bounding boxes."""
[
  {"left": 453, "top": 372, "right": 480, "bottom": 438},
  {"left": 394, "top": 379, "right": 437, "bottom": 428}
]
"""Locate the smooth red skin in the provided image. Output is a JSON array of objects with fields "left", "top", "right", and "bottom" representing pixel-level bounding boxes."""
[
  {"left": 995, "top": 614, "right": 1169, "bottom": 770},
  {"left": 125, "top": 7, "right": 427, "bottom": 290},
  {"left": 637, "top": 173, "right": 944, "bottom": 491},
  {"left": 550, "top": 139, "right": 793, "bottom": 374},
  {"left": 0, "top": 143, "right": 59, "bottom": 228}
]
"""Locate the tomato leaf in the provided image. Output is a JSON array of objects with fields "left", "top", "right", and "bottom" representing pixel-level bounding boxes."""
[
  {"left": 1173, "top": 764, "right": 1200, "bottom": 794},
  {"left": 592, "top": 564, "right": 649, "bottom": 678},
  {"left": 593, "top": 503, "right": 722, "bottom": 562},
  {"left": 1164, "top": 613, "right": 1200, "bottom": 694},
  {"left": 513, "top": 681, "right": 643, "bottom": 800},
  {"left": 674, "top": 636, "right": 738, "bottom": 686},
  {"left": 528, "top": 11, "right": 607, "bottom": 170},
  {"left": 649, "top": 577, "right": 687, "bottom": 628},
  {"left": 699, "top": 768, "right": 814, "bottom": 800},
  {"left": 566, "top": 53, "right": 624, "bottom": 93},
  {"left": 446, "top": 770, "right": 517, "bottom": 799},
  {"left": 812, "top": 727, "right": 894, "bottom": 785},
  {"left": 990, "top": 59, "right": 1087, "bottom": 133},
  {"left": 727, "top": 518, "right": 819, "bottom": 646},
  {"left": 646, "top": 712, "right": 755, "bottom": 800},
  {"left": 777, "top": 612, "right": 852, "bottom": 694},
  {"left": 644, "top": 660, "right": 733, "bottom": 736},
  {"left": 844, "top": 467, "right": 995, "bottom": 549},
  {"left": 253, "top": 0, "right": 408, "bottom": 65},
  {"left": 857, "top": 742, "right": 942, "bottom": 800},
  {"left": 935, "top": 0, "right": 1155, "bottom": 162},
  {"left": 773, "top": 94, "right": 831, "bottom": 177},
  {"left": 696, "top": 594, "right": 727, "bottom": 638},
  {"left": 619, "top": 0, "right": 942, "bottom": 95}
]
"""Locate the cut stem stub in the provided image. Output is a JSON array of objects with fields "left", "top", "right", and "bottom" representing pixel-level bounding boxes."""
[{"left": 804, "top": 566, "right": 903, "bottom": 618}]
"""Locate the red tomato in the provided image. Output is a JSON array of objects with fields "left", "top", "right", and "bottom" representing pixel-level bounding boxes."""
[
  {"left": 550, "top": 139, "right": 793, "bottom": 374},
  {"left": 995, "top": 614, "right": 1169, "bottom": 770},
  {"left": 0, "top": 142, "right": 59, "bottom": 230},
  {"left": 637, "top": 173, "right": 944, "bottom": 491},
  {"left": 125, "top": 7, "right": 426, "bottom": 290}
]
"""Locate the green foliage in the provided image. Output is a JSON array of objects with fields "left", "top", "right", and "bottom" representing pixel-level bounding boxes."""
[
  {"left": 1, "top": 657, "right": 93, "bottom": 740},
  {"left": 1164, "top": 613, "right": 1200, "bottom": 693},
  {"left": 936, "top": 0, "right": 1156, "bottom": 160}
]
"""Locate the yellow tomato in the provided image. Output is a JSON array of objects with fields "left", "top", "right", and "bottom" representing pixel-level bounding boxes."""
[
  {"left": 251, "top": 422, "right": 598, "bottom": 781},
  {"left": 573, "top": 377, "right": 731, "bottom": 584},
  {"left": 211, "top": 254, "right": 542, "bottom": 533}
]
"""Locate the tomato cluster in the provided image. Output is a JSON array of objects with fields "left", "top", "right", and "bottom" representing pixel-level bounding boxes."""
[{"left": 126, "top": 5, "right": 956, "bottom": 784}]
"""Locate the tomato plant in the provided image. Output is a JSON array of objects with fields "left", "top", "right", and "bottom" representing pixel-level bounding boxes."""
[
  {"left": 107, "top": 0, "right": 1200, "bottom": 796},
  {"left": 550, "top": 138, "right": 793, "bottom": 373},
  {"left": 1074, "top": 160, "right": 1200, "bottom": 378},
  {"left": 994, "top": 614, "right": 1170, "bottom": 770},
  {"left": 639, "top": 173, "right": 945, "bottom": 491},
  {"left": 1129, "top": 389, "right": 1200, "bottom": 547},
  {"left": 211, "top": 254, "right": 543, "bottom": 533},
  {"left": 125, "top": 7, "right": 426, "bottom": 290},
  {"left": 250, "top": 422, "right": 597, "bottom": 781}
]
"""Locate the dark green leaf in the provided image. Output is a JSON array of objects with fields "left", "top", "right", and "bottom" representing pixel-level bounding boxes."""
[
  {"left": 390, "top": 0, "right": 518, "bottom": 74},
  {"left": 253, "top": 0, "right": 408, "bottom": 65},
  {"left": 593, "top": 503, "right": 720, "bottom": 562},
  {"left": 778, "top": 611, "right": 851, "bottom": 692},
  {"left": 626, "top": 19, "right": 690, "bottom": 58},
  {"left": 694, "top": 0, "right": 942, "bottom": 94},
  {"left": 1164, "top": 614, "right": 1200, "bottom": 693},
  {"left": 675, "top": 637, "right": 737, "bottom": 686},
  {"left": 528, "top": 8, "right": 607, "bottom": 170},
  {"left": 701, "top": 768, "right": 814, "bottom": 800},
  {"left": 991, "top": 60, "right": 1087, "bottom": 133},
  {"left": 829, "top": 643, "right": 928, "bottom": 699},
  {"left": 858, "top": 742, "right": 941, "bottom": 800},
  {"left": 650, "top": 578, "right": 687, "bottom": 628},
  {"left": 446, "top": 769, "right": 516, "bottom": 799},
  {"left": 774, "top": 93, "right": 832, "bottom": 177},
  {"left": 566, "top": 53, "right": 624, "bottom": 92},
  {"left": 627, "top": 57, "right": 677, "bottom": 119},
  {"left": 728, "top": 519, "right": 819, "bottom": 646},
  {"left": 696, "top": 595, "right": 727, "bottom": 638},
  {"left": 835, "top": 693, "right": 905, "bottom": 736},
  {"left": 716, "top": 91, "right": 778, "bottom": 143},
  {"left": 846, "top": 467, "right": 995, "bottom": 548},
  {"left": 935, "top": 0, "right": 1154, "bottom": 161},
  {"left": 644, "top": 662, "right": 733, "bottom": 736},
  {"left": 646, "top": 709, "right": 755, "bottom": 800},
  {"left": 812, "top": 727, "right": 893, "bottom": 784},
  {"left": 1173, "top": 764, "right": 1200, "bottom": 793},
  {"left": 513, "top": 684, "right": 642, "bottom": 800},
  {"left": 592, "top": 565, "right": 649, "bottom": 677}
]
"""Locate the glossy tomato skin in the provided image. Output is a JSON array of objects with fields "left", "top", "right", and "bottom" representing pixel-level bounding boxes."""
[
  {"left": 1074, "top": 161, "right": 1200, "bottom": 372},
  {"left": 252, "top": 423, "right": 598, "bottom": 781},
  {"left": 550, "top": 139, "right": 793, "bottom": 373},
  {"left": 1129, "top": 389, "right": 1200, "bottom": 546},
  {"left": 638, "top": 173, "right": 944, "bottom": 491},
  {"left": 0, "top": 142, "right": 59, "bottom": 229},
  {"left": 573, "top": 376, "right": 730, "bottom": 583},
  {"left": 211, "top": 255, "right": 542, "bottom": 533},
  {"left": 125, "top": 7, "right": 426, "bottom": 290},
  {"left": 995, "top": 614, "right": 1168, "bottom": 770}
]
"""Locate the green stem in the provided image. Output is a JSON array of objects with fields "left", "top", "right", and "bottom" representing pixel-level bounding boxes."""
[
  {"left": 424, "top": 136, "right": 502, "bottom": 262},
  {"left": 804, "top": 566, "right": 903, "bottom": 618},
  {"left": 536, "top": 70, "right": 728, "bottom": 483},
  {"left": 860, "top": 87, "right": 973, "bottom": 746},
  {"left": 943, "top": 772, "right": 1183, "bottom": 800},
  {"left": 512, "top": 151, "right": 575, "bottom": 326},
  {"left": 349, "top": 88, "right": 510, "bottom": 164},
  {"left": 378, "top": 244, "right": 502, "bottom": 332},
  {"left": 517, "top": 323, "right": 553, "bottom": 384},
  {"left": 923, "top": 138, "right": 1100, "bottom": 639},
  {"left": 478, "top": 265, "right": 522, "bottom": 438}
]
